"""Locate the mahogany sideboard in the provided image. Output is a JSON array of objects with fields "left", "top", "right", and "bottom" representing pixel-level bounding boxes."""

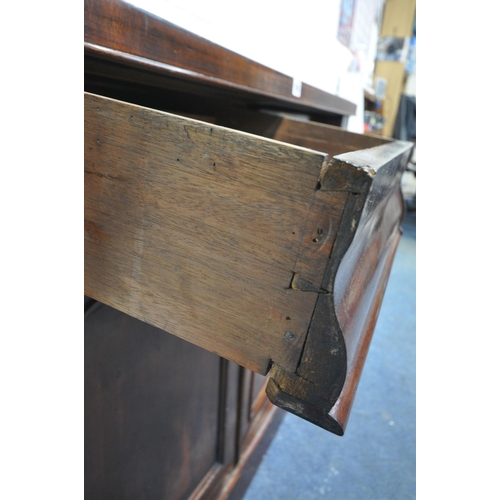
[{"left": 84, "top": 1, "right": 413, "bottom": 498}]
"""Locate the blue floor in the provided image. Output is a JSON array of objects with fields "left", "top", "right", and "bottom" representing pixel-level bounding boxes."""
[{"left": 240, "top": 212, "right": 416, "bottom": 500}]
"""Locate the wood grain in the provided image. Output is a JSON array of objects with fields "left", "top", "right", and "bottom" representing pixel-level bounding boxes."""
[{"left": 84, "top": 92, "right": 341, "bottom": 375}]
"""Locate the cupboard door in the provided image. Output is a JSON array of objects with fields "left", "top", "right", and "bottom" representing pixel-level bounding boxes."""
[{"left": 85, "top": 302, "right": 234, "bottom": 500}]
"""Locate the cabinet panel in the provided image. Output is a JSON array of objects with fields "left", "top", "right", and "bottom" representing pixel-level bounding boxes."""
[{"left": 85, "top": 302, "right": 222, "bottom": 500}]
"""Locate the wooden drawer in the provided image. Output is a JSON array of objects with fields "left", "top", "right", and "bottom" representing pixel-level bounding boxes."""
[{"left": 85, "top": 91, "right": 413, "bottom": 435}]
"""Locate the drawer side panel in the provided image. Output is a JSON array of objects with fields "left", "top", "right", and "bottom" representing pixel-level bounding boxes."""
[{"left": 84, "top": 93, "right": 334, "bottom": 374}]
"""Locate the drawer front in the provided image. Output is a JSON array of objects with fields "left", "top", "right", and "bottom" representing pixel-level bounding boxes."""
[{"left": 85, "top": 92, "right": 413, "bottom": 435}]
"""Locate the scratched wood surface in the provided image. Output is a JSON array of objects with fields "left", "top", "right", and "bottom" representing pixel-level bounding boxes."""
[{"left": 84, "top": 92, "right": 349, "bottom": 375}]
